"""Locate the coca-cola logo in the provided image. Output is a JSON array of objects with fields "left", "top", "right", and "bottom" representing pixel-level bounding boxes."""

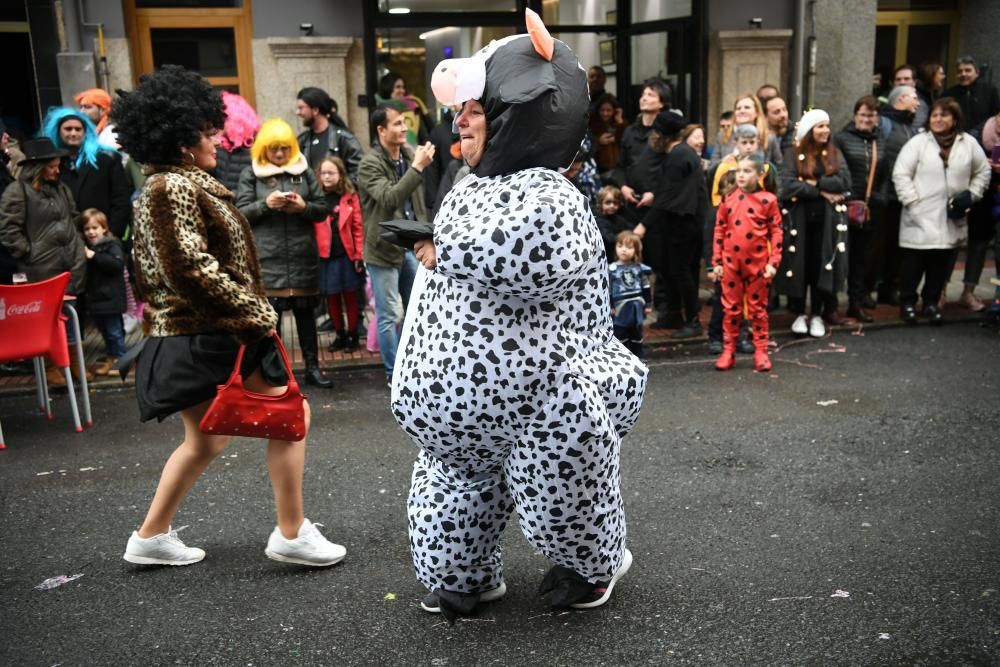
[{"left": 6, "top": 300, "right": 43, "bottom": 317}]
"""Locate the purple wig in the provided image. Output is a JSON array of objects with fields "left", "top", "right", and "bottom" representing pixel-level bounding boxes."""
[{"left": 219, "top": 91, "right": 261, "bottom": 152}]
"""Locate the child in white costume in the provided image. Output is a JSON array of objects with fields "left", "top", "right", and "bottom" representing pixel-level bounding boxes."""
[{"left": 390, "top": 9, "right": 647, "bottom": 621}]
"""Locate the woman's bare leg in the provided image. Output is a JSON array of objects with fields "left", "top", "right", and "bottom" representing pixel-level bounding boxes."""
[
  {"left": 243, "top": 370, "right": 310, "bottom": 539},
  {"left": 138, "top": 400, "right": 230, "bottom": 538}
]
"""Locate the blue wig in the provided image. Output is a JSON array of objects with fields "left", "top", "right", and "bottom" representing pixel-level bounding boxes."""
[{"left": 40, "top": 107, "right": 105, "bottom": 169}]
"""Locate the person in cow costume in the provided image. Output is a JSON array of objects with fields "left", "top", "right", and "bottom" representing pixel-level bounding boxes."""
[
  {"left": 710, "top": 155, "right": 784, "bottom": 371},
  {"left": 389, "top": 9, "right": 648, "bottom": 622}
]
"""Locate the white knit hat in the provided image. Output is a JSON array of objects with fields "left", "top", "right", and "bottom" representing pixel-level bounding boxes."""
[{"left": 794, "top": 108, "right": 830, "bottom": 143}]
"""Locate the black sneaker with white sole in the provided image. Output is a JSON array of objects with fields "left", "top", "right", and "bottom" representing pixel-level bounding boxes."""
[
  {"left": 569, "top": 548, "right": 633, "bottom": 609},
  {"left": 421, "top": 581, "right": 507, "bottom": 613},
  {"left": 538, "top": 548, "right": 633, "bottom": 610}
]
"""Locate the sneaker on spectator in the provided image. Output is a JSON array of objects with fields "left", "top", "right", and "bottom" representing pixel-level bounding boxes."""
[
  {"left": 960, "top": 290, "right": 985, "bottom": 312},
  {"left": 569, "top": 548, "right": 633, "bottom": 609},
  {"left": 265, "top": 518, "right": 346, "bottom": 567},
  {"left": 791, "top": 315, "right": 808, "bottom": 335},
  {"left": 808, "top": 315, "right": 826, "bottom": 338},
  {"left": 421, "top": 581, "right": 507, "bottom": 613},
  {"left": 123, "top": 527, "right": 205, "bottom": 566}
]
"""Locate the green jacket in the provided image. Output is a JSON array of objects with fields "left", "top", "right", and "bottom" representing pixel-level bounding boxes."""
[
  {"left": 235, "top": 155, "right": 326, "bottom": 291},
  {"left": 357, "top": 143, "right": 428, "bottom": 268}
]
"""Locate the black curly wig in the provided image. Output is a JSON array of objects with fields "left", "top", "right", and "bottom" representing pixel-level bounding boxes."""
[{"left": 109, "top": 65, "right": 226, "bottom": 165}]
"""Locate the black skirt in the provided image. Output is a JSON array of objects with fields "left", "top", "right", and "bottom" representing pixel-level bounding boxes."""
[{"left": 135, "top": 334, "right": 289, "bottom": 423}]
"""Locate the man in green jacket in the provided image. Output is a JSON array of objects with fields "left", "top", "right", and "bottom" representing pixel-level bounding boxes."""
[{"left": 358, "top": 104, "right": 434, "bottom": 381}]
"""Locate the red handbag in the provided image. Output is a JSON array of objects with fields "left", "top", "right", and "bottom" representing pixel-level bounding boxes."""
[{"left": 199, "top": 334, "right": 307, "bottom": 442}]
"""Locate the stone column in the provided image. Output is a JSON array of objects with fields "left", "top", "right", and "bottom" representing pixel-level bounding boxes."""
[
  {"left": 252, "top": 37, "right": 368, "bottom": 142},
  {"left": 707, "top": 30, "right": 794, "bottom": 134},
  {"left": 811, "top": 0, "right": 877, "bottom": 128}
]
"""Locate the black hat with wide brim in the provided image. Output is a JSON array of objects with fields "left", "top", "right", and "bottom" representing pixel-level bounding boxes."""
[{"left": 19, "top": 137, "right": 69, "bottom": 163}]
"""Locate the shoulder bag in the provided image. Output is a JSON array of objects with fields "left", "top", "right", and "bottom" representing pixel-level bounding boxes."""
[
  {"left": 846, "top": 139, "right": 877, "bottom": 227},
  {"left": 199, "top": 334, "right": 306, "bottom": 442}
]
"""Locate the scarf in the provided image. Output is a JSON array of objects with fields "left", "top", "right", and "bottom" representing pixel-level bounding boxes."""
[{"left": 932, "top": 127, "right": 958, "bottom": 167}]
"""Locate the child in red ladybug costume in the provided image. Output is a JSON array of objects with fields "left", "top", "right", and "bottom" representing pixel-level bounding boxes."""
[{"left": 711, "top": 156, "right": 783, "bottom": 371}]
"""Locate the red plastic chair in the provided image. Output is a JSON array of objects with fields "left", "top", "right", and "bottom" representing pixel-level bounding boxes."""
[{"left": 0, "top": 272, "right": 83, "bottom": 449}]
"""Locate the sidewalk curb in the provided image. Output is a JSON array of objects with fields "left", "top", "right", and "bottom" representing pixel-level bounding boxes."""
[{"left": 0, "top": 314, "right": 987, "bottom": 399}]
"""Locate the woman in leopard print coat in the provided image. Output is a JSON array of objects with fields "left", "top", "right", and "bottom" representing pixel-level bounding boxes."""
[{"left": 111, "top": 65, "right": 345, "bottom": 568}]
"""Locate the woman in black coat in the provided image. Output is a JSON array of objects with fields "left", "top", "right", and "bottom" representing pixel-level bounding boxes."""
[
  {"left": 776, "top": 109, "right": 851, "bottom": 338},
  {"left": 634, "top": 111, "right": 708, "bottom": 338},
  {"left": 210, "top": 91, "right": 259, "bottom": 194},
  {"left": 833, "top": 95, "right": 889, "bottom": 322}
]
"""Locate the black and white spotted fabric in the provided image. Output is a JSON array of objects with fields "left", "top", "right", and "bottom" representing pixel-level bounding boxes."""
[{"left": 391, "top": 167, "right": 647, "bottom": 594}]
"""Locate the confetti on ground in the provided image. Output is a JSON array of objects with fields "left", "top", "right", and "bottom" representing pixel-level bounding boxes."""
[
  {"left": 831, "top": 590, "right": 850, "bottom": 598},
  {"left": 878, "top": 633, "right": 891, "bottom": 640},
  {"left": 817, "top": 399, "right": 839, "bottom": 406},
  {"left": 35, "top": 574, "right": 84, "bottom": 590},
  {"left": 36, "top": 471, "right": 53, "bottom": 476},
  {"left": 79, "top": 466, "right": 97, "bottom": 472},
  {"left": 384, "top": 593, "right": 397, "bottom": 600},
  {"left": 767, "top": 596, "right": 813, "bottom": 602}
]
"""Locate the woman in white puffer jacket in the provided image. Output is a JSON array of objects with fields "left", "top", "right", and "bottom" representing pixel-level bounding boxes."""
[{"left": 892, "top": 97, "right": 990, "bottom": 324}]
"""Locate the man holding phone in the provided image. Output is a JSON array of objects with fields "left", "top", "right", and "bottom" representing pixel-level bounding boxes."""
[{"left": 357, "top": 104, "right": 434, "bottom": 383}]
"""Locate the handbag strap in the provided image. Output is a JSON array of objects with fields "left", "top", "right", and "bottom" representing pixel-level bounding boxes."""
[
  {"left": 227, "top": 333, "right": 298, "bottom": 387},
  {"left": 863, "top": 139, "right": 877, "bottom": 204}
]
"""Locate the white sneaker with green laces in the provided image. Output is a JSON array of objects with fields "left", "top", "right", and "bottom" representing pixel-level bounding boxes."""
[
  {"left": 123, "top": 527, "right": 205, "bottom": 566},
  {"left": 265, "top": 518, "right": 346, "bottom": 567}
]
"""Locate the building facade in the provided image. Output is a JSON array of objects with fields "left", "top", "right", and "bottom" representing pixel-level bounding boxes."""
[{"left": 1, "top": 1, "right": 995, "bottom": 144}]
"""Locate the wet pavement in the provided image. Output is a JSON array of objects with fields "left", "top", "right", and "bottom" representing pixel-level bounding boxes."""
[{"left": 1, "top": 322, "right": 998, "bottom": 665}]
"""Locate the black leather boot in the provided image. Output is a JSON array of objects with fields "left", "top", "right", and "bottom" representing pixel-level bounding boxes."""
[
  {"left": 344, "top": 331, "right": 360, "bottom": 353},
  {"left": 328, "top": 330, "right": 347, "bottom": 352},
  {"left": 295, "top": 308, "right": 333, "bottom": 388}
]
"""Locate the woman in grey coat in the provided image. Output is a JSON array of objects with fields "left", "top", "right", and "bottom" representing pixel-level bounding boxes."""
[
  {"left": 0, "top": 138, "right": 85, "bottom": 295},
  {"left": 236, "top": 118, "right": 331, "bottom": 387}
]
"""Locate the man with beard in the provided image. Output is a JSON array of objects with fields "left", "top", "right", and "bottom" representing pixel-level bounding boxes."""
[
  {"left": 764, "top": 95, "right": 793, "bottom": 157},
  {"left": 942, "top": 56, "right": 1000, "bottom": 132},
  {"left": 587, "top": 66, "right": 608, "bottom": 116},
  {"left": 295, "top": 87, "right": 364, "bottom": 180}
]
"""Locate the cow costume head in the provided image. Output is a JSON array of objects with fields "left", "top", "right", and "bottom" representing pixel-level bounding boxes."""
[{"left": 430, "top": 9, "right": 589, "bottom": 178}]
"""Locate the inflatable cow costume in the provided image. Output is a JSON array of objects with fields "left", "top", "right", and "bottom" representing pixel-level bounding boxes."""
[{"left": 391, "top": 10, "right": 648, "bottom": 621}]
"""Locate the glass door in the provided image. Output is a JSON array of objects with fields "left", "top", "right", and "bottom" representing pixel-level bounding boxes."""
[{"left": 875, "top": 10, "right": 959, "bottom": 96}]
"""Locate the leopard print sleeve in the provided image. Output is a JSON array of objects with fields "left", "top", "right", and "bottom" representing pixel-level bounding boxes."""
[
  {"left": 144, "top": 173, "right": 277, "bottom": 342},
  {"left": 434, "top": 169, "right": 597, "bottom": 302}
]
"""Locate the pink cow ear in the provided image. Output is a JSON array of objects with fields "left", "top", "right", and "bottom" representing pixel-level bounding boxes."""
[
  {"left": 526, "top": 8, "right": 554, "bottom": 61},
  {"left": 431, "top": 56, "right": 486, "bottom": 106}
]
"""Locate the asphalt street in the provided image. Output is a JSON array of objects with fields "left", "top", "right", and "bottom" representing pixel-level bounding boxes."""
[{"left": 1, "top": 322, "right": 998, "bottom": 666}]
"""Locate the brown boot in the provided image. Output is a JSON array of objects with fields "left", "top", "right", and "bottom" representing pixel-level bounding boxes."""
[
  {"left": 46, "top": 366, "right": 67, "bottom": 387},
  {"left": 93, "top": 357, "right": 118, "bottom": 376},
  {"left": 71, "top": 363, "right": 94, "bottom": 382}
]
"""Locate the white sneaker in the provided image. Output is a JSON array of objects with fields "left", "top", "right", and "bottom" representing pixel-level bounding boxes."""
[
  {"left": 791, "top": 315, "right": 808, "bottom": 335},
  {"left": 123, "top": 527, "right": 205, "bottom": 566},
  {"left": 808, "top": 316, "right": 826, "bottom": 338},
  {"left": 265, "top": 518, "right": 346, "bottom": 567}
]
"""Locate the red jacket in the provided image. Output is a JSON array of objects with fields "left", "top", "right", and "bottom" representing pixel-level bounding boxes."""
[{"left": 314, "top": 191, "right": 364, "bottom": 261}]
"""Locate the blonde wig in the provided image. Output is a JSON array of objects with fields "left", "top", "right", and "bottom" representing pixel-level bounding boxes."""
[{"left": 251, "top": 118, "right": 301, "bottom": 165}]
